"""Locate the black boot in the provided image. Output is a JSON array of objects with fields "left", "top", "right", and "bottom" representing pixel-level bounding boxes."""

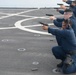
[
  {"left": 64, "top": 55, "right": 74, "bottom": 66},
  {"left": 57, "top": 62, "right": 63, "bottom": 68}
]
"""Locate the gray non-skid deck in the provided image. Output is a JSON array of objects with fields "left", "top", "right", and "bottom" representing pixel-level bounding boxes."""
[{"left": 0, "top": 8, "right": 75, "bottom": 75}]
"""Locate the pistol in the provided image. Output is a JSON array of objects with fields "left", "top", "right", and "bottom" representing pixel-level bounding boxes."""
[
  {"left": 39, "top": 22, "right": 48, "bottom": 26},
  {"left": 54, "top": 7, "right": 59, "bottom": 9},
  {"left": 57, "top": 3, "right": 63, "bottom": 5},
  {"left": 46, "top": 14, "right": 54, "bottom": 16},
  {"left": 65, "top": 6, "right": 69, "bottom": 7}
]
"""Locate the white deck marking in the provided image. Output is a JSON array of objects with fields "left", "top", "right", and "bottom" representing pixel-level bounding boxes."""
[
  {"left": 0, "top": 9, "right": 55, "bottom": 35},
  {"left": 0, "top": 9, "right": 38, "bottom": 20},
  {"left": 14, "top": 17, "right": 54, "bottom": 35},
  {"left": 0, "top": 12, "right": 11, "bottom": 15},
  {"left": 0, "top": 23, "right": 53, "bottom": 30}
]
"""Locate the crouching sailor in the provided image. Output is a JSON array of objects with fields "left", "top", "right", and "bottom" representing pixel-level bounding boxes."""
[{"left": 41, "top": 19, "right": 76, "bottom": 74}]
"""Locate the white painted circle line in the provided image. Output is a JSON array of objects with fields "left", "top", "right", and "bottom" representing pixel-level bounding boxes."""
[{"left": 14, "top": 17, "right": 54, "bottom": 35}]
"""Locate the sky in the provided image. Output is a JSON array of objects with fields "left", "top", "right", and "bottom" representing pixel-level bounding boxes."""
[{"left": 0, "top": 0, "right": 68, "bottom": 8}]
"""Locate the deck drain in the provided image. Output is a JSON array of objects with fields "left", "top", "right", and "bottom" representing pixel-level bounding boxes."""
[
  {"left": 2, "top": 39, "right": 9, "bottom": 42},
  {"left": 32, "top": 62, "right": 39, "bottom": 65},
  {"left": 2, "top": 39, "right": 15, "bottom": 42},
  {"left": 18, "top": 48, "right": 26, "bottom": 51},
  {"left": 31, "top": 62, "right": 39, "bottom": 71},
  {"left": 52, "top": 68, "right": 62, "bottom": 73}
]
